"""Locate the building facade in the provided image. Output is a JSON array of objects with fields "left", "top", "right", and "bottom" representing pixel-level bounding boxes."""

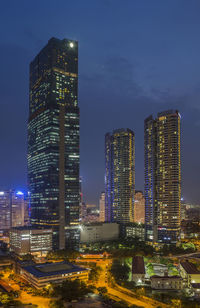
[
  {"left": 105, "top": 129, "right": 135, "bottom": 223},
  {"left": 132, "top": 256, "right": 145, "bottom": 285},
  {"left": 99, "top": 192, "right": 105, "bottom": 222},
  {"left": 28, "top": 38, "right": 80, "bottom": 249},
  {"left": 0, "top": 190, "right": 27, "bottom": 231},
  {"left": 144, "top": 110, "right": 181, "bottom": 244},
  {"left": 10, "top": 227, "right": 52, "bottom": 256},
  {"left": 150, "top": 275, "right": 183, "bottom": 290},
  {"left": 120, "top": 223, "right": 145, "bottom": 241},
  {"left": 20, "top": 261, "right": 89, "bottom": 289},
  {"left": 80, "top": 223, "right": 119, "bottom": 243},
  {"left": 134, "top": 191, "right": 145, "bottom": 224}
]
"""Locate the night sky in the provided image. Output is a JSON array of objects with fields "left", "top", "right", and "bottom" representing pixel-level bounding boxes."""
[{"left": 0, "top": 0, "right": 200, "bottom": 205}]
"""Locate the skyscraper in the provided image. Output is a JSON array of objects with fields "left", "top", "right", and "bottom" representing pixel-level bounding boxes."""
[
  {"left": 134, "top": 191, "right": 145, "bottom": 224},
  {"left": 105, "top": 129, "right": 135, "bottom": 223},
  {"left": 0, "top": 190, "right": 26, "bottom": 231},
  {"left": 28, "top": 38, "right": 80, "bottom": 249},
  {"left": 99, "top": 192, "right": 105, "bottom": 222},
  {"left": 144, "top": 110, "right": 181, "bottom": 245}
]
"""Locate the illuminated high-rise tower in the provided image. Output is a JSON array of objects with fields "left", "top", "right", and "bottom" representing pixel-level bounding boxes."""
[
  {"left": 144, "top": 110, "right": 181, "bottom": 244},
  {"left": 99, "top": 192, "right": 105, "bottom": 222},
  {"left": 28, "top": 38, "right": 80, "bottom": 249},
  {"left": 105, "top": 129, "right": 135, "bottom": 223},
  {"left": 0, "top": 190, "right": 26, "bottom": 231}
]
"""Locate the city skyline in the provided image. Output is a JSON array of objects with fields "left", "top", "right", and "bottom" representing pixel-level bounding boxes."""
[{"left": 0, "top": 1, "right": 200, "bottom": 205}]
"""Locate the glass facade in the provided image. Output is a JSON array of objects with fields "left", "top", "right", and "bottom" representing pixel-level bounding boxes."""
[
  {"left": 105, "top": 129, "right": 135, "bottom": 223},
  {"left": 144, "top": 110, "right": 181, "bottom": 244},
  {"left": 0, "top": 190, "right": 27, "bottom": 231},
  {"left": 28, "top": 38, "right": 80, "bottom": 249}
]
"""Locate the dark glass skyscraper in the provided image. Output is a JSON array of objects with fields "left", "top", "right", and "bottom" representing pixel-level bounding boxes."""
[
  {"left": 105, "top": 129, "right": 135, "bottom": 223},
  {"left": 144, "top": 110, "right": 181, "bottom": 245},
  {"left": 28, "top": 38, "right": 80, "bottom": 249}
]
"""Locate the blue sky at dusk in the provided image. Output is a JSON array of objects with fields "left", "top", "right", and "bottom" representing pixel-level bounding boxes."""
[{"left": 0, "top": 0, "right": 200, "bottom": 204}]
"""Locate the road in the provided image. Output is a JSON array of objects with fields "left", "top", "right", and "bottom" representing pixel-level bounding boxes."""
[
  {"left": 169, "top": 251, "right": 200, "bottom": 259},
  {"left": 111, "top": 285, "right": 170, "bottom": 308},
  {"left": 76, "top": 257, "right": 169, "bottom": 307},
  {"left": 19, "top": 291, "right": 50, "bottom": 308},
  {"left": 108, "top": 286, "right": 156, "bottom": 308},
  {"left": 3, "top": 272, "right": 50, "bottom": 307}
]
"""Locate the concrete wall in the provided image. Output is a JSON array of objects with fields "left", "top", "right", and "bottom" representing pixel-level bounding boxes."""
[{"left": 80, "top": 223, "right": 119, "bottom": 243}]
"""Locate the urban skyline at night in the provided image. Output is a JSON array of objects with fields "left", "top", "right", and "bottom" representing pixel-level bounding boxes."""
[
  {"left": 1, "top": 2, "right": 200, "bottom": 307},
  {"left": 0, "top": 1, "right": 200, "bottom": 206}
]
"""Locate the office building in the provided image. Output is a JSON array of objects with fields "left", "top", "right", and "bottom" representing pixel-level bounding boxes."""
[
  {"left": 134, "top": 191, "right": 145, "bottom": 224},
  {"left": 105, "top": 129, "right": 135, "bottom": 223},
  {"left": 120, "top": 223, "right": 145, "bottom": 241},
  {"left": 80, "top": 222, "right": 119, "bottom": 243},
  {"left": 20, "top": 261, "right": 89, "bottom": 289},
  {"left": 10, "top": 226, "right": 52, "bottom": 256},
  {"left": 28, "top": 37, "right": 80, "bottom": 249},
  {"left": 99, "top": 192, "right": 105, "bottom": 222},
  {"left": 0, "top": 190, "right": 27, "bottom": 231},
  {"left": 144, "top": 110, "right": 181, "bottom": 244}
]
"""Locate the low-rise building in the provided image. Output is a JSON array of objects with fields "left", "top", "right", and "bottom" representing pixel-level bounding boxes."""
[
  {"left": 191, "top": 283, "right": 200, "bottom": 298},
  {"left": 80, "top": 223, "right": 119, "bottom": 243},
  {"left": 10, "top": 227, "right": 52, "bottom": 256},
  {"left": 132, "top": 256, "right": 145, "bottom": 284},
  {"left": 180, "top": 261, "right": 200, "bottom": 287},
  {"left": 150, "top": 275, "right": 183, "bottom": 290},
  {"left": 20, "top": 261, "right": 89, "bottom": 289}
]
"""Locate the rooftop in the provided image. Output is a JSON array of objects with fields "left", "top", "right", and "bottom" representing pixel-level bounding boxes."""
[
  {"left": 151, "top": 275, "right": 182, "bottom": 280},
  {"left": 23, "top": 261, "right": 88, "bottom": 278},
  {"left": 180, "top": 261, "right": 200, "bottom": 274},
  {"left": 132, "top": 256, "right": 145, "bottom": 274}
]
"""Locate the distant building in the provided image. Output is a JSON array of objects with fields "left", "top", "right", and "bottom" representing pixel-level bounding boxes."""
[
  {"left": 181, "top": 202, "right": 187, "bottom": 221},
  {"left": 99, "top": 192, "right": 105, "bottom": 222},
  {"left": 80, "top": 223, "right": 119, "bottom": 243},
  {"left": 120, "top": 223, "right": 145, "bottom": 241},
  {"left": 105, "top": 129, "right": 135, "bottom": 223},
  {"left": 180, "top": 220, "right": 200, "bottom": 239},
  {"left": 0, "top": 190, "right": 27, "bottom": 231},
  {"left": 82, "top": 205, "right": 100, "bottom": 223},
  {"left": 20, "top": 261, "right": 89, "bottom": 289},
  {"left": 150, "top": 275, "right": 183, "bottom": 290},
  {"left": 80, "top": 202, "right": 87, "bottom": 222},
  {"left": 180, "top": 261, "right": 200, "bottom": 287},
  {"left": 132, "top": 256, "right": 145, "bottom": 284},
  {"left": 134, "top": 191, "right": 145, "bottom": 224},
  {"left": 145, "top": 110, "right": 181, "bottom": 244},
  {"left": 10, "top": 227, "right": 52, "bottom": 256}
]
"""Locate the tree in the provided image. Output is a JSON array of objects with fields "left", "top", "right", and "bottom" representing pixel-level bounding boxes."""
[
  {"left": 110, "top": 260, "right": 130, "bottom": 281},
  {"left": 49, "top": 299, "right": 65, "bottom": 308},
  {"left": 97, "top": 286, "right": 107, "bottom": 294},
  {"left": 146, "top": 263, "right": 155, "bottom": 277},
  {"left": 53, "top": 279, "right": 92, "bottom": 302},
  {"left": 47, "top": 249, "right": 80, "bottom": 260},
  {"left": 88, "top": 265, "right": 102, "bottom": 283},
  {"left": 171, "top": 299, "right": 181, "bottom": 308},
  {"left": 112, "top": 301, "right": 129, "bottom": 308}
]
